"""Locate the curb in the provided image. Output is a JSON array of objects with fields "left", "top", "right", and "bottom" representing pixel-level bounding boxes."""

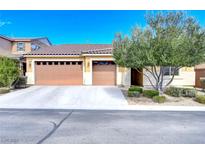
[
  {"left": 1, "top": 105, "right": 205, "bottom": 111},
  {"left": 66, "top": 106, "right": 205, "bottom": 111},
  {"left": 118, "top": 105, "right": 205, "bottom": 111}
]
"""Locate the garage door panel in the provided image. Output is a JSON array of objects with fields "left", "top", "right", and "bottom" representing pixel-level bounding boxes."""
[
  {"left": 93, "top": 66, "right": 116, "bottom": 72},
  {"left": 92, "top": 61, "right": 116, "bottom": 85},
  {"left": 195, "top": 69, "right": 205, "bottom": 88},
  {"left": 35, "top": 61, "right": 83, "bottom": 85}
]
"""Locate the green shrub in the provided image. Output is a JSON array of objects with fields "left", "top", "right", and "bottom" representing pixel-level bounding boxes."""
[
  {"left": 165, "top": 86, "right": 182, "bottom": 97},
  {"left": 181, "top": 88, "right": 196, "bottom": 97},
  {"left": 143, "top": 90, "right": 159, "bottom": 98},
  {"left": 128, "top": 91, "right": 140, "bottom": 97},
  {"left": 0, "top": 56, "right": 20, "bottom": 87},
  {"left": 195, "top": 95, "right": 205, "bottom": 104},
  {"left": 128, "top": 86, "right": 143, "bottom": 93},
  {"left": 153, "top": 96, "right": 166, "bottom": 103},
  {"left": 165, "top": 86, "right": 196, "bottom": 97},
  {"left": 14, "top": 76, "right": 27, "bottom": 89},
  {"left": 0, "top": 87, "right": 10, "bottom": 94}
]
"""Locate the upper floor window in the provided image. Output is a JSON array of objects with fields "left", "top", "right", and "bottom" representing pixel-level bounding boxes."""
[
  {"left": 163, "top": 67, "right": 179, "bottom": 76},
  {"left": 31, "top": 43, "right": 40, "bottom": 51},
  {"left": 17, "top": 42, "right": 25, "bottom": 52}
]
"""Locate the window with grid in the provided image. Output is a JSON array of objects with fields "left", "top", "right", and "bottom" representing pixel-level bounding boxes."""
[
  {"left": 163, "top": 67, "right": 179, "bottom": 76},
  {"left": 17, "top": 42, "right": 25, "bottom": 52}
]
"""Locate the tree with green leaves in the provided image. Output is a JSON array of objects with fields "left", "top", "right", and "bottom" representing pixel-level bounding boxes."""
[
  {"left": 113, "top": 11, "right": 205, "bottom": 92},
  {"left": 0, "top": 56, "right": 20, "bottom": 87}
]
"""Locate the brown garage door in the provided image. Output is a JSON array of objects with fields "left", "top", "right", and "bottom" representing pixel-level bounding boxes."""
[
  {"left": 92, "top": 61, "right": 116, "bottom": 85},
  {"left": 35, "top": 61, "right": 83, "bottom": 85},
  {"left": 195, "top": 69, "right": 205, "bottom": 88}
]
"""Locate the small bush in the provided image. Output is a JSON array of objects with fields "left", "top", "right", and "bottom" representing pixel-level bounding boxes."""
[
  {"left": 0, "top": 56, "right": 20, "bottom": 87},
  {"left": 128, "top": 86, "right": 143, "bottom": 93},
  {"left": 13, "top": 76, "right": 27, "bottom": 89},
  {"left": 165, "top": 86, "right": 182, "bottom": 97},
  {"left": 153, "top": 96, "right": 166, "bottom": 103},
  {"left": 165, "top": 86, "right": 196, "bottom": 97},
  {"left": 143, "top": 90, "right": 159, "bottom": 98},
  {"left": 181, "top": 88, "right": 196, "bottom": 97},
  {"left": 128, "top": 91, "right": 140, "bottom": 97},
  {"left": 0, "top": 87, "right": 10, "bottom": 94},
  {"left": 195, "top": 95, "right": 205, "bottom": 104}
]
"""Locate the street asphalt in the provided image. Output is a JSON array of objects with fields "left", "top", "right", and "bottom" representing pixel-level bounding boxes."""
[{"left": 0, "top": 109, "right": 205, "bottom": 144}]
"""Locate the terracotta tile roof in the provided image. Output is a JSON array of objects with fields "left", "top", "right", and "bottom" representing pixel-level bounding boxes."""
[{"left": 24, "top": 44, "right": 113, "bottom": 56}]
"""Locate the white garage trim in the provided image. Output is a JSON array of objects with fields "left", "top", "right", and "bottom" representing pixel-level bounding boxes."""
[
  {"left": 89, "top": 57, "right": 116, "bottom": 85},
  {"left": 31, "top": 58, "right": 85, "bottom": 85}
]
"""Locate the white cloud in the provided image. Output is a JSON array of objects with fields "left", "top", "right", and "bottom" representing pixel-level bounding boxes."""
[{"left": 0, "top": 20, "right": 11, "bottom": 27}]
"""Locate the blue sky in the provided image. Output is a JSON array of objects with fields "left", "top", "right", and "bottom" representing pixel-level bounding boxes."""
[{"left": 0, "top": 10, "right": 205, "bottom": 45}]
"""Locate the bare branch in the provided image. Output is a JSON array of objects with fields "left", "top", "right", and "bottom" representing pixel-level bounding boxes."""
[
  {"left": 144, "top": 66, "right": 158, "bottom": 82},
  {"left": 159, "top": 67, "right": 165, "bottom": 91},
  {"left": 135, "top": 68, "right": 157, "bottom": 89},
  {"left": 153, "top": 66, "right": 160, "bottom": 79}
]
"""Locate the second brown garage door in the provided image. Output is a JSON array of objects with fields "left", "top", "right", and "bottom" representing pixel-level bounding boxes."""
[
  {"left": 195, "top": 69, "right": 205, "bottom": 88},
  {"left": 92, "top": 61, "right": 116, "bottom": 85},
  {"left": 35, "top": 61, "right": 83, "bottom": 85}
]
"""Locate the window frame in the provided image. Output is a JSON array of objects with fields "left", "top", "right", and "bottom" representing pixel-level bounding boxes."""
[
  {"left": 31, "top": 43, "right": 40, "bottom": 51},
  {"left": 17, "top": 42, "right": 25, "bottom": 52},
  {"left": 163, "top": 67, "right": 179, "bottom": 76}
]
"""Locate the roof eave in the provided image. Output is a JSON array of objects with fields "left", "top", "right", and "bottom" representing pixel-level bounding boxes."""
[
  {"left": 81, "top": 53, "right": 113, "bottom": 56},
  {"left": 24, "top": 53, "right": 113, "bottom": 57},
  {"left": 23, "top": 54, "right": 81, "bottom": 57}
]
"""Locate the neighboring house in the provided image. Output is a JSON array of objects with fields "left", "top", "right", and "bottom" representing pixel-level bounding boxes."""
[
  {"left": 0, "top": 35, "right": 51, "bottom": 75},
  {"left": 0, "top": 34, "right": 196, "bottom": 87},
  {"left": 195, "top": 63, "right": 205, "bottom": 88}
]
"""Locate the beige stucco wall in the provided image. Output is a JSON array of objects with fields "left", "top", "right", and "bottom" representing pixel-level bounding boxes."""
[
  {"left": 25, "top": 56, "right": 131, "bottom": 86},
  {"left": 143, "top": 67, "right": 195, "bottom": 89},
  {"left": 117, "top": 67, "right": 131, "bottom": 86}
]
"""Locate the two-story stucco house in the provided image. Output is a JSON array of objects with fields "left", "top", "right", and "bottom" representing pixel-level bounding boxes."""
[
  {"left": 0, "top": 34, "right": 196, "bottom": 87},
  {"left": 0, "top": 35, "right": 51, "bottom": 75}
]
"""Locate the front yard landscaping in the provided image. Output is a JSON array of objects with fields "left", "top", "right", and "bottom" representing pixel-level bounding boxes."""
[
  {"left": 121, "top": 86, "right": 205, "bottom": 106},
  {"left": 0, "top": 87, "right": 10, "bottom": 95},
  {"left": 0, "top": 56, "right": 27, "bottom": 95}
]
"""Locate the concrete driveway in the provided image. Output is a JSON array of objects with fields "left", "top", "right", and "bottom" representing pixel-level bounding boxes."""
[{"left": 0, "top": 86, "right": 127, "bottom": 109}]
